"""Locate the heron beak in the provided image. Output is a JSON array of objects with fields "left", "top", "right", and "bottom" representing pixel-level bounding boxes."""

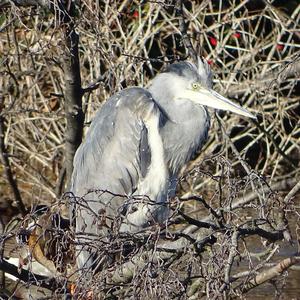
[{"left": 178, "top": 88, "right": 256, "bottom": 119}]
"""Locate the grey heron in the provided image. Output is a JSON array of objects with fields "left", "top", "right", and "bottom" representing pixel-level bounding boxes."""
[{"left": 71, "top": 58, "right": 255, "bottom": 270}]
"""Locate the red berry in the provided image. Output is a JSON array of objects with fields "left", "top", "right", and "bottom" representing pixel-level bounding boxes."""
[
  {"left": 276, "top": 44, "right": 284, "bottom": 51},
  {"left": 209, "top": 37, "right": 217, "bottom": 47},
  {"left": 132, "top": 11, "right": 139, "bottom": 19},
  {"left": 232, "top": 32, "right": 241, "bottom": 39},
  {"left": 207, "top": 59, "right": 213, "bottom": 65}
]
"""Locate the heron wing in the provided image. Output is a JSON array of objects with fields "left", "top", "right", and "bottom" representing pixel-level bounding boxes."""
[
  {"left": 71, "top": 87, "right": 167, "bottom": 236},
  {"left": 71, "top": 87, "right": 159, "bottom": 194}
]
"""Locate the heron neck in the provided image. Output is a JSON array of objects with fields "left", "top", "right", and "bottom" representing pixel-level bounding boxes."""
[{"left": 150, "top": 94, "right": 210, "bottom": 175}]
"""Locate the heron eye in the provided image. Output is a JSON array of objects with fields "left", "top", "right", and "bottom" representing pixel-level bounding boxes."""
[{"left": 192, "top": 82, "right": 201, "bottom": 90}]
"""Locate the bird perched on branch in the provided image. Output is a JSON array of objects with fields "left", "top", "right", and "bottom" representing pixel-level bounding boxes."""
[{"left": 71, "top": 57, "right": 255, "bottom": 270}]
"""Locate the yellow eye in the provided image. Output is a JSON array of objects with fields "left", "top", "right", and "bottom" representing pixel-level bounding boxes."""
[{"left": 192, "top": 82, "right": 200, "bottom": 90}]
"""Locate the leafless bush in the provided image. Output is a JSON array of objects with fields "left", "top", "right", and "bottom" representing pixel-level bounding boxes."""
[{"left": 0, "top": 0, "right": 299, "bottom": 299}]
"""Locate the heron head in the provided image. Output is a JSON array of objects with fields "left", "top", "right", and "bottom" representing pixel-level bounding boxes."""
[{"left": 159, "top": 58, "right": 255, "bottom": 119}]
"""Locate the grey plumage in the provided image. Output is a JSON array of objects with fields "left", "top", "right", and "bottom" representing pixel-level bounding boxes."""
[{"left": 71, "top": 58, "right": 254, "bottom": 270}]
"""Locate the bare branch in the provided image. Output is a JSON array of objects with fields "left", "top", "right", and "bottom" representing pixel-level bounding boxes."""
[
  {"left": 175, "top": 0, "right": 198, "bottom": 62},
  {"left": 283, "top": 180, "right": 300, "bottom": 204},
  {"left": 235, "top": 256, "right": 300, "bottom": 294},
  {"left": 0, "top": 259, "right": 63, "bottom": 292},
  {"left": 82, "top": 75, "right": 105, "bottom": 94},
  {"left": 177, "top": 209, "right": 219, "bottom": 230},
  {"left": 0, "top": 0, "right": 48, "bottom": 8},
  {"left": 0, "top": 111, "right": 26, "bottom": 215}
]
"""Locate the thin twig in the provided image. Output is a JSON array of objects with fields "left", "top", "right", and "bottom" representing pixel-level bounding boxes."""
[
  {"left": 0, "top": 113, "right": 26, "bottom": 215},
  {"left": 175, "top": 0, "right": 198, "bottom": 62},
  {"left": 81, "top": 75, "right": 105, "bottom": 94}
]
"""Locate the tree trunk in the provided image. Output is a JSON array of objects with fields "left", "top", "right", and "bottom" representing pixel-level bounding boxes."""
[{"left": 63, "top": 25, "right": 84, "bottom": 190}]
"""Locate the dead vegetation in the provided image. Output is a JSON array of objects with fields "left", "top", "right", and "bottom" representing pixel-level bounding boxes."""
[{"left": 0, "top": 0, "right": 299, "bottom": 299}]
